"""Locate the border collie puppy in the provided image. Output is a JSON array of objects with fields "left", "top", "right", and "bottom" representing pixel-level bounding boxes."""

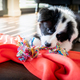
[{"left": 31, "top": 6, "right": 80, "bottom": 51}]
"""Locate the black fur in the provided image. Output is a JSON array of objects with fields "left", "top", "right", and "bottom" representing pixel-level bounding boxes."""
[
  {"left": 38, "top": 8, "right": 52, "bottom": 22},
  {"left": 38, "top": 8, "right": 75, "bottom": 42},
  {"left": 39, "top": 21, "right": 55, "bottom": 35},
  {"left": 38, "top": 8, "right": 61, "bottom": 35},
  {"left": 56, "top": 32, "right": 68, "bottom": 42},
  {"left": 62, "top": 16, "right": 66, "bottom": 23},
  {"left": 34, "top": 34, "right": 40, "bottom": 40},
  {"left": 56, "top": 21, "right": 74, "bottom": 42},
  {"left": 67, "top": 21, "right": 75, "bottom": 41}
]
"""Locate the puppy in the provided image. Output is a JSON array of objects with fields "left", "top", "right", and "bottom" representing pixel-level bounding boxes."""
[{"left": 31, "top": 6, "right": 80, "bottom": 51}]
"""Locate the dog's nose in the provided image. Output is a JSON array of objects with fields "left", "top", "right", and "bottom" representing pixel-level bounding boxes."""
[{"left": 45, "top": 41, "right": 51, "bottom": 47}]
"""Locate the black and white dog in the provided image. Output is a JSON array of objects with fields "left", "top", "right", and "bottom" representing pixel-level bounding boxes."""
[{"left": 31, "top": 6, "right": 80, "bottom": 51}]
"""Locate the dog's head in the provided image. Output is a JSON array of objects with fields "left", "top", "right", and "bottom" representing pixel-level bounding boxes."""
[{"left": 37, "top": 6, "right": 78, "bottom": 48}]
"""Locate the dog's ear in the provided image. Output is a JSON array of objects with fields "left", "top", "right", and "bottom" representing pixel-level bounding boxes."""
[
  {"left": 67, "top": 21, "right": 74, "bottom": 41},
  {"left": 48, "top": 10, "right": 54, "bottom": 16},
  {"left": 38, "top": 8, "right": 54, "bottom": 22},
  {"left": 68, "top": 34, "right": 72, "bottom": 41},
  {"left": 54, "top": 9, "right": 61, "bottom": 19},
  {"left": 54, "top": 9, "right": 58, "bottom": 14},
  {"left": 38, "top": 8, "right": 50, "bottom": 22}
]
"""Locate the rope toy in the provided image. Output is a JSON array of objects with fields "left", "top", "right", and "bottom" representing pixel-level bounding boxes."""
[{"left": 17, "top": 38, "right": 68, "bottom": 62}]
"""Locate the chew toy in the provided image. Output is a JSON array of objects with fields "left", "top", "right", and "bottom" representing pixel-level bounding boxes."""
[{"left": 17, "top": 38, "right": 68, "bottom": 62}]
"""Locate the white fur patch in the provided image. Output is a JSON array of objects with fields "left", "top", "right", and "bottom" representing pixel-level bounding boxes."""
[{"left": 59, "top": 40, "right": 72, "bottom": 51}]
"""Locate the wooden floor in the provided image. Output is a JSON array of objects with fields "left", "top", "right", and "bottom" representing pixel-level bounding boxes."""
[{"left": 0, "top": 13, "right": 37, "bottom": 40}]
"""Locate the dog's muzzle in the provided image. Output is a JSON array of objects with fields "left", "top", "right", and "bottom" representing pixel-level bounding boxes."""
[{"left": 45, "top": 41, "right": 51, "bottom": 47}]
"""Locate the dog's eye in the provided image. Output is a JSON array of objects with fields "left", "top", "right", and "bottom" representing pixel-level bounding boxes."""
[{"left": 43, "top": 21, "right": 52, "bottom": 28}]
